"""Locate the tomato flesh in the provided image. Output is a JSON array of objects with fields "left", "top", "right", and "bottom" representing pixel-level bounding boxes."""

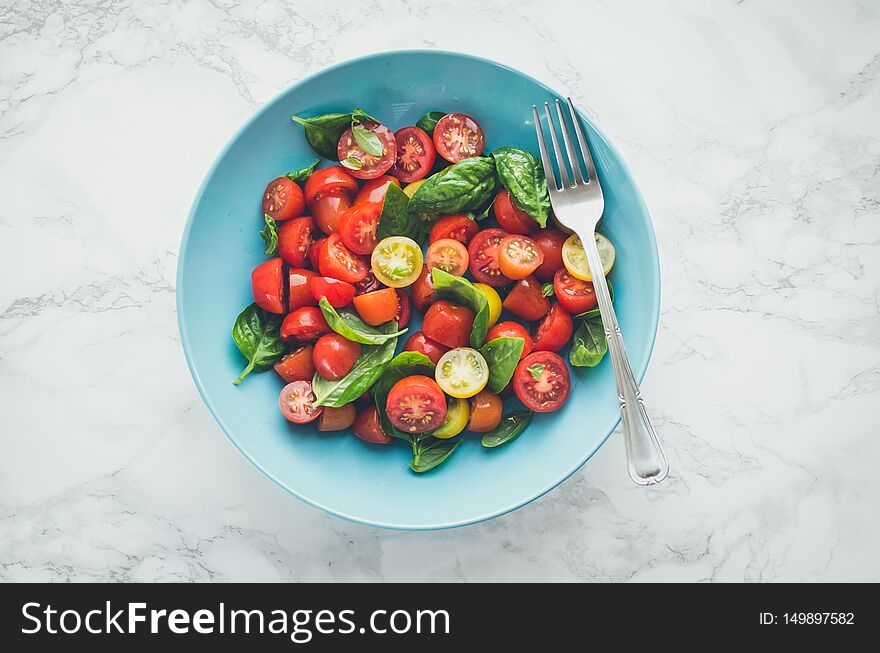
[
  {"left": 403, "top": 331, "right": 451, "bottom": 365},
  {"left": 486, "top": 321, "right": 534, "bottom": 359},
  {"left": 392, "top": 126, "right": 436, "bottom": 183},
  {"left": 281, "top": 306, "right": 331, "bottom": 344},
  {"left": 355, "top": 175, "right": 400, "bottom": 205},
  {"left": 502, "top": 275, "right": 549, "bottom": 321},
  {"left": 353, "top": 406, "right": 393, "bottom": 444},
  {"left": 337, "top": 120, "right": 397, "bottom": 180},
  {"left": 304, "top": 166, "right": 358, "bottom": 204},
  {"left": 498, "top": 235, "right": 544, "bottom": 280},
  {"left": 310, "top": 276, "right": 355, "bottom": 308},
  {"left": 531, "top": 303, "right": 574, "bottom": 353},
  {"left": 467, "top": 228, "right": 512, "bottom": 287},
  {"left": 423, "top": 300, "right": 475, "bottom": 349},
  {"left": 338, "top": 201, "right": 381, "bottom": 255},
  {"left": 279, "top": 380, "right": 322, "bottom": 424},
  {"left": 425, "top": 238, "right": 469, "bottom": 276},
  {"left": 513, "top": 351, "right": 571, "bottom": 412},
  {"left": 532, "top": 228, "right": 567, "bottom": 281},
  {"left": 251, "top": 258, "right": 286, "bottom": 314},
  {"left": 386, "top": 375, "right": 448, "bottom": 433},
  {"left": 310, "top": 237, "right": 327, "bottom": 270},
  {"left": 262, "top": 176, "right": 305, "bottom": 221},
  {"left": 353, "top": 270, "right": 384, "bottom": 296},
  {"left": 318, "top": 233, "right": 368, "bottom": 283},
  {"left": 553, "top": 269, "right": 597, "bottom": 314},
  {"left": 312, "top": 333, "right": 361, "bottom": 381},
  {"left": 433, "top": 113, "right": 485, "bottom": 163},
  {"left": 429, "top": 214, "right": 479, "bottom": 245},
  {"left": 467, "top": 390, "right": 503, "bottom": 432},
  {"left": 352, "top": 287, "right": 398, "bottom": 326},
  {"left": 277, "top": 216, "right": 314, "bottom": 268},
  {"left": 394, "top": 289, "right": 411, "bottom": 327}
]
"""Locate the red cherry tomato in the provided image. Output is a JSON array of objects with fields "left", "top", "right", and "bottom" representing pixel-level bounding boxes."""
[
  {"left": 353, "top": 270, "right": 384, "bottom": 296},
  {"left": 277, "top": 216, "right": 314, "bottom": 267},
  {"left": 352, "top": 287, "right": 398, "bottom": 326},
  {"left": 498, "top": 235, "right": 544, "bottom": 280},
  {"left": 251, "top": 258, "right": 285, "bottom": 314},
  {"left": 337, "top": 120, "right": 398, "bottom": 180},
  {"left": 433, "top": 113, "right": 485, "bottom": 163},
  {"left": 353, "top": 406, "right": 393, "bottom": 444},
  {"left": 394, "top": 289, "right": 411, "bottom": 327},
  {"left": 403, "top": 331, "right": 451, "bottom": 365},
  {"left": 423, "top": 299, "right": 475, "bottom": 349},
  {"left": 288, "top": 268, "right": 318, "bottom": 312},
  {"left": 280, "top": 307, "right": 331, "bottom": 344},
  {"left": 429, "top": 214, "right": 479, "bottom": 244},
  {"left": 492, "top": 189, "right": 536, "bottom": 234},
  {"left": 410, "top": 266, "right": 436, "bottom": 313},
  {"left": 513, "top": 351, "right": 571, "bottom": 412},
  {"left": 262, "top": 176, "right": 305, "bottom": 221},
  {"left": 467, "top": 390, "right": 503, "bottom": 432},
  {"left": 318, "top": 233, "right": 368, "bottom": 283},
  {"left": 310, "top": 190, "right": 352, "bottom": 235},
  {"left": 317, "top": 404, "right": 357, "bottom": 432},
  {"left": 309, "top": 237, "right": 327, "bottom": 270},
  {"left": 310, "top": 276, "right": 355, "bottom": 308},
  {"left": 392, "top": 126, "right": 436, "bottom": 182},
  {"left": 354, "top": 175, "right": 400, "bottom": 205},
  {"left": 532, "top": 303, "right": 574, "bottom": 353},
  {"left": 279, "top": 380, "right": 322, "bottom": 424},
  {"left": 425, "top": 238, "right": 469, "bottom": 276},
  {"left": 312, "top": 333, "right": 361, "bottom": 381},
  {"left": 553, "top": 269, "right": 597, "bottom": 314},
  {"left": 338, "top": 201, "right": 382, "bottom": 255},
  {"left": 532, "top": 228, "right": 568, "bottom": 281},
  {"left": 386, "top": 375, "right": 448, "bottom": 433},
  {"left": 304, "top": 166, "right": 358, "bottom": 204},
  {"left": 503, "top": 275, "right": 550, "bottom": 321},
  {"left": 486, "top": 321, "right": 534, "bottom": 359},
  {"left": 273, "top": 345, "right": 315, "bottom": 383},
  {"left": 468, "top": 228, "right": 512, "bottom": 287}
]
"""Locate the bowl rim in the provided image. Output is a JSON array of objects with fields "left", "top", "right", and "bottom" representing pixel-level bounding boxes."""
[{"left": 177, "top": 49, "right": 661, "bottom": 530}]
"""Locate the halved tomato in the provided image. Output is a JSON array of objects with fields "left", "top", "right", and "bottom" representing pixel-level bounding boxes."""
[
  {"left": 309, "top": 237, "right": 327, "bottom": 270},
  {"left": 531, "top": 303, "right": 573, "bottom": 353},
  {"left": 277, "top": 216, "right": 314, "bottom": 267},
  {"left": 338, "top": 201, "right": 382, "bottom": 255},
  {"left": 251, "top": 258, "right": 285, "bottom": 314},
  {"left": 502, "top": 276, "right": 549, "bottom": 321},
  {"left": 434, "top": 347, "right": 489, "bottom": 399},
  {"left": 304, "top": 166, "right": 358, "bottom": 204},
  {"left": 318, "top": 233, "right": 369, "bottom": 283},
  {"left": 311, "top": 190, "right": 352, "bottom": 235},
  {"left": 288, "top": 268, "right": 317, "bottom": 312},
  {"left": 273, "top": 344, "right": 315, "bottom": 383},
  {"left": 394, "top": 289, "right": 411, "bottom": 327},
  {"left": 392, "top": 126, "right": 436, "bottom": 183},
  {"left": 410, "top": 266, "right": 435, "bottom": 313},
  {"left": 353, "top": 270, "right": 384, "bottom": 296},
  {"left": 370, "top": 236, "right": 423, "bottom": 288},
  {"left": 310, "top": 276, "right": 355, "bottom": 308},
  {"left": 337, "top": 120, "right": 397, "bottom": 180},
  {"left": 353, "top": 406, "right": 393, "bottom": 444},
  {"left": 262, "top": 176, "right": 305, "bottom": 221},
  {"left": 352, "top": 287, "right": 398, "bottom": 326},
  {"left": 279, "top": 380, "right": 322, "bottom": 424},
  {"left": 386, "top": 375, "right": 447, "bottom": 433},
  {"left": 467, "top": 228, "right": 512, "bottom": 287},
  {"left": 355, "top": 175, "right": 400, "bottom": 205},
  {"left": 423, "top": 300, "right": 475, "bottom": 349},
  {"left": 429, "top": 214, "right": 479, "bottom": 244},
  {"left": 513, "top": 351, "right": 571, "bottom": 412},
  {"left": 532, "top": 228, "right": 567, "bottom": 281},
  {"left": 425, "top": 238, "right": 469, "bottom": 276},
  {"left": 280, "top": 307, "right": 331, "bottom": 344},
  {"left": 553, "top": 269, "right": 597, "bottom": 314},
  {"left": 433, "top": 113, "right": 485, "bottom": 163},
  {"left": 317, "top": 404, "right": 356, "bottom": 432},
  {"left": 498, "top": 235, "right": 544, "bottom": 280},
  {"left": 403, "top": 331, "right": 450, "bottom": 365},
  {"left": 486, "top": 321, "right": 533, "bottom": 359}
]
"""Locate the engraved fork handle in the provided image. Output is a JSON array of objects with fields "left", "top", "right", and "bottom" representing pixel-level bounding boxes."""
[{"left": 579, "top": 229, "right": 668, "bottom": 485}]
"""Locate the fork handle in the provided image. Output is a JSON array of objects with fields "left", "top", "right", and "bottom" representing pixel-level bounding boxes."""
[{"left": 578, "top": 230, "right": 669, "bottom": 485}]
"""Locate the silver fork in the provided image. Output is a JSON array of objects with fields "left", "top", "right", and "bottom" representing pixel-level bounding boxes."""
[{"left": 532, "top": 98, "right": 668, "bottom": 485}]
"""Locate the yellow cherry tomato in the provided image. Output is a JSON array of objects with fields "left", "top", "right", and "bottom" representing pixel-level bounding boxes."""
[
  {"left": 561, "top": 232, "right": 615, "bottom": 281},
  {"left": 473, "top": 283, "right": 502, "bottom": 327},
  {"left": 371, "top": 236, "right": 424, "bottom": 288},
  {"left": 403, "top": 179, "right": 428, "bottom": 198},
  {"left": 431, "top": 398, "right": 470, "bottom": 439},
  {"left": 435, "top": 347, "right": 489, "bottom": 399}
]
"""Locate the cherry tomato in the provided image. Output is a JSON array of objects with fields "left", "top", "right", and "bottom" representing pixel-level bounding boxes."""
[
  {"left": 251, "top": 258, "right": 285, "bottom": 314},
  {"left": 467, "top": 390, "right": 503, "bottom": 432},
  {"left": 318, "top": 233, "right": 368, "bottom": 283},
  {"left": 386, "top": 375, "right": 448, "bottom": 433},
  {"left": 486, "top": 321, "right": 534, "bottom": 359},
  {"left": 492, "top": 189, "right": 536, "bottom": 234},
  {"left": 316, "top": 403, "right": 356, "bottom": 432},
  {"left": 312, "top": 333, "right": 361, "bottom": 381},
  {"left": 337, "top": 120, "right": 398, "bottom": 180},
  {"left": 277, "top": 216, "right": 314, "bottom": 267},
  {"left": 425, "top": 238, "right": 469, "bottom": 276},
  {"left": 288, "top": 268, "right": 318, "bottom": 312},
  {"left": 410, "top": 266, "right": 435, "bottom": 313},
  {"left": 429, "top": 214, "right": 479, "bottom": 244},
  {"left": 311, "top": 190, "right": 352, "bottom": 235},
  {"left": 304, "top": 166, "right": 358, "bottom": 204},
  {"left": 353, "top": 405, "right": 392, "bottom": 444},
  {"left": 468, "top": 228, "right": 512, "bottom": 287},
  {"left": 310, "top": 236, "right": 327, "bottom": 270},
  {"left": 338, "top": 201, "right": 381, "bottom": 255},
  {"left": 433, "top": 113, "right": 485, "bottom": 163},
  {"left": 403, "top": 331, "right": 451, "bottom": 365},
  {"left": 352, "top": 287, "right": 398, "bottom": 326},
  {"left": 531, "top": 303, "right": 574, "bottom": 353},
  {"left": 310, "top": 276, "right": 355, "bottom": 308},
  {"left": 503, "top": 275, "right": 550, "bottom": 321},
  {"left": 553, "top": 269, "right": 597, "bottom": 314},
  {"left": 532, "top": 228, "right": 568, "bottom": 281},
  {"left": 371, "top": 236, "right": 423, "bottom": 288},
  {"left": 498, "top": 235, "right": 544, "bottom": 280},
  {"left": 279, "top": 380, "right": 322, "bottom": 424},
  {"left": 355, "top": 175, "right": 400, "bottom": 205},
  {"left": 354, "top": 270, "right": 384, "bottom": 296},
  {"left": 394, "top": 289, "right": 411, "bottom": 327},
  {"left": 273, "top": 344, "right": 315, "bottom": 383},
  {"left": 392, "top": 126, "right": 436, "bottom": 182},
  {"left": 262, "top": 176, "right": 305, "bottom": 221},
  {"left": 281, "top": 306, "right": 331, "bottom": 344},
  {"left": 513, "top": 351, "right": 571, "bottom": 412},
  {"left": 423, "top": 299, "right": 475, "bottom": 349}
]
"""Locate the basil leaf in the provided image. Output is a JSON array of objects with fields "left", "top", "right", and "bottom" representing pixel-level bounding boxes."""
[
  {"left": 479, "top": 337, "right": 524, "bottom": 393},
  {"left": 311, "top": 324, "right": 399, "bottom": 407},
  {"left": 378, "top": 183, "right": 423, "bottom": 241},
  {"left": 259, "top": 214, "right": 278, "bottom": 256},
  {"left": 570, "top": 314, "right": 608, "bottom": 367},
  {"left": 373, "top": 352, "right": 436, "bottom": 441},
  {"left": 526, "top": 363, "right": 544, "bottom": 381},
  {"left": 231, "top": 304, "right": 284, "bottom": 385},
  {"left": 318, "top": 297, "right": 407, "bottom": 345},
  {"left": 410, "top": 437, "right": 461, "bottom": 473},
  {"left": 492, "top": 147, "right": 551, "bottom": 228},
  {"left": 431, "top": 268, "right": 489, "bottom": 348},
  {"left": 574, "top": 279, "right": 613, "bottom": 319},
  {"left": 291, "top": 112, "right": 352, "bottom": 160},
  {"left": 351, "top": 107, "right": 378, "bottom": 124},
  {"left": 481, "top": 411, "right": 533, "bottom": 448},
  {"left": 351, "top": 123, "right": 384, "bottom": 156},
  {"left": 408, "top": 156, "right": 498, "bottom": 215},
  {"left": 541, "top": 282, "right": 554, "bottom": 297},
  {"left": 285, "top": 159, "right": 319, "bottom": 184},
  {"left": 340, "top": 157, "right": 364, "bottom": 170},
  {"left": 415, "top": 110, "right": 446, "bottom": 135}
]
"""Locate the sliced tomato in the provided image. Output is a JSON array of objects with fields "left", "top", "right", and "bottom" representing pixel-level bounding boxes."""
[
  {"left": 492, "top": 189, "right": 536, "bottom": 234},
  {"left": 410, "top": 266, "right": 435, "bottom": 313},
  {"left": 394, "top": 289, "right": 411, "bottom": 327},
  {"left": 251, "top": 258, "right": 286, "bottom": 314},
  {"left": 467, "top": 390, "right": 503, "bottom": 432},
  {"left": 304, "top": 166, "right": 358, "bottom": 204},
  {"left": 311, "top": 190, "right": 352, "bottom": 235},
  {"left": 486, "top": 321, "right": 534, "bottom": 359},
  {"left": 262, "top": 176, "right": 305, "bottom": 221},
  {"left": 312, "top": 333, "right": 361, "bottom": 381},
  {"left": 531, "top": 303, "right": 573, "bottom": 353},
  {"left": 425, "top": 238, "right": 469, "bottom": 276},
  {"left": 353, "top": 406, "right": 393, "bottom": 444},
  {"left": 310, "top": 276, "right": 355, "bottom": 308},
  {"left": 513, "top": 351, "right": 571, "bottom": 412},
  {"left": 317, "top": 404, "right": 356, "bottom": 432},
  {"left": 433, "top": 113, "right": 485, "bottom": 163},
  {"left": 370, "top": 236, "right": 423, "bottom": 288},
  {"left": 280, "top": 306, "right": 331, "bottom": 344},
  {"left": 532, "top": 228, "right": 567, "bottom": 281},
  {"left": 423, "top": 299, "right": 475, "bottom": 349},
  {"left": 386, "top": 375, "right": 447, "bottom": 433},
  {"left": 391, "top": 126, "right": 436, "bottom": 182},
  {"left": 288, "top": 268, "right": 317, "bottom": 312},
  {"left": 279, "top": 380, "right": 322, "bottom": 424},
  {"left": 352, "top": 287, "right": 398, "bottom": 326},
  {"left": 468, "top": 228, "right": 512, "bottom": 287},
  {"left": 429, "top": 214, "right": 479, "bottom": 244},
  {"left": 503, "top": 275, "right": 550, "bottom": 321},
  {"left": 353, "top": 270, "right": 384, "bottom": 296},
  {"left": 310, "top": 237, "right": 327, "bottom": 270},
  {"left": 498, "top": 235, "right": 544, "bottom": 280},
  {"left": 355, "top": 175, "right": 400, "bottom": 205},
  {"left": 337, "top": 120, "right": 397, "bottom": 180},
  {"left": 273, "top": 344, "right": 315, "bottom": 383},
  {"left": 403, "top": 331, "right": 451, "bottom": 365},
  {"left": 318, "top": 233, "right": 368, "bottom": 283},
  {"left": 338, "top": 201, "right": 381, "bottom": 255},
  {"left": 553, "top": 269, "right": 597, "bottom": 314},
  {"left": 277, "top": 216, "right": 314, "bottom": 267}
]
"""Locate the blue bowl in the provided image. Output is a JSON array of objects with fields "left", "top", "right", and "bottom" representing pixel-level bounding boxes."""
[{"left": 178, "top": 51, "right": 660, "bottom": 530}]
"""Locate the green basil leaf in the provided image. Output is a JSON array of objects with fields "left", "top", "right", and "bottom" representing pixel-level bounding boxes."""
[
  {"left": 284, "top": 159, "right": 320, "bottom": 184},
  {"left": 541, "top": 282, "right": 554, "bottom": 297},
  {"left": 492, "top": 147, "right": 551, "bottom": 228},
  {"left": 231, "top": 304, "right": 284, "bottom": 385},
  {"left": 431, "top": 268, "right": 490, "bottom": 348},
  {"left": 481, "top": 411, "right": 533, "bottom": 448},
  {"left": 351, "top": 107, "right": 378, "bottom": 124},
  {"left": 312, "top": 323, "right": 399, "bottom": 407},
  {"left": 408, "top": 156, "right": 498, "bottom": 215},
  {"left": 479, "top": 337, "right": 524, "bottom": 394},
  {"left": 318, "top": 297, "right": 407, "bottom": 345},
  {"left": 410, "top": 437, "right": 461, "bottom": 473},
  {"left": 373, "top": 352, "right": 436, "bottom": 442},
  {"left": 259, "top": 214, "right": 278, "bottom": 256},
  {"left": 291, "top": 112, "right": 352, "bottom": 160},
  {"left": 569, "top": 314, "right": 607, "bottom": 367},
  {"left": 574, "top": 279, "right": 614, "bottom": 319},
  {"left": 377, "top": 183, "right": 423, "bottom": 241},
  {"left": 351, "top": 123, "right": 384, "bottom": 157},
  {"left": 415, "top": 110, "right": 446, "bottom": 135},
  {"left": 340, "top": 157, "right": 364, "bottom": 170},
  {"left": 526, "top": 363, "right": 544, "bottom": 382}
]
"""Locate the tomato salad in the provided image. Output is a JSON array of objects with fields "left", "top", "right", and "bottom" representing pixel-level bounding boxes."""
[{"left": 231, "top": 107, "right": 617, "bottom": 473}]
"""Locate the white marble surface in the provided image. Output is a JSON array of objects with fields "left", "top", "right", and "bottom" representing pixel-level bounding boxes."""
[{"left": 1, "top": 0, "right": 878, "bottom": 582}]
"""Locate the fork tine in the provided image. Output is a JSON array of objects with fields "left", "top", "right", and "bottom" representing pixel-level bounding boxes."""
[
  {"left": 544, "top": 102, "right": 571, "bottom": 188},
  {"left": 566, "top": 97, "right": 598, "bottom": 184},
  {"left": 532, "top": 105, "right": 557, "bottom": 191},
  {"left": 555, "top": 99, "right": 585, "bottom": 185}
]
